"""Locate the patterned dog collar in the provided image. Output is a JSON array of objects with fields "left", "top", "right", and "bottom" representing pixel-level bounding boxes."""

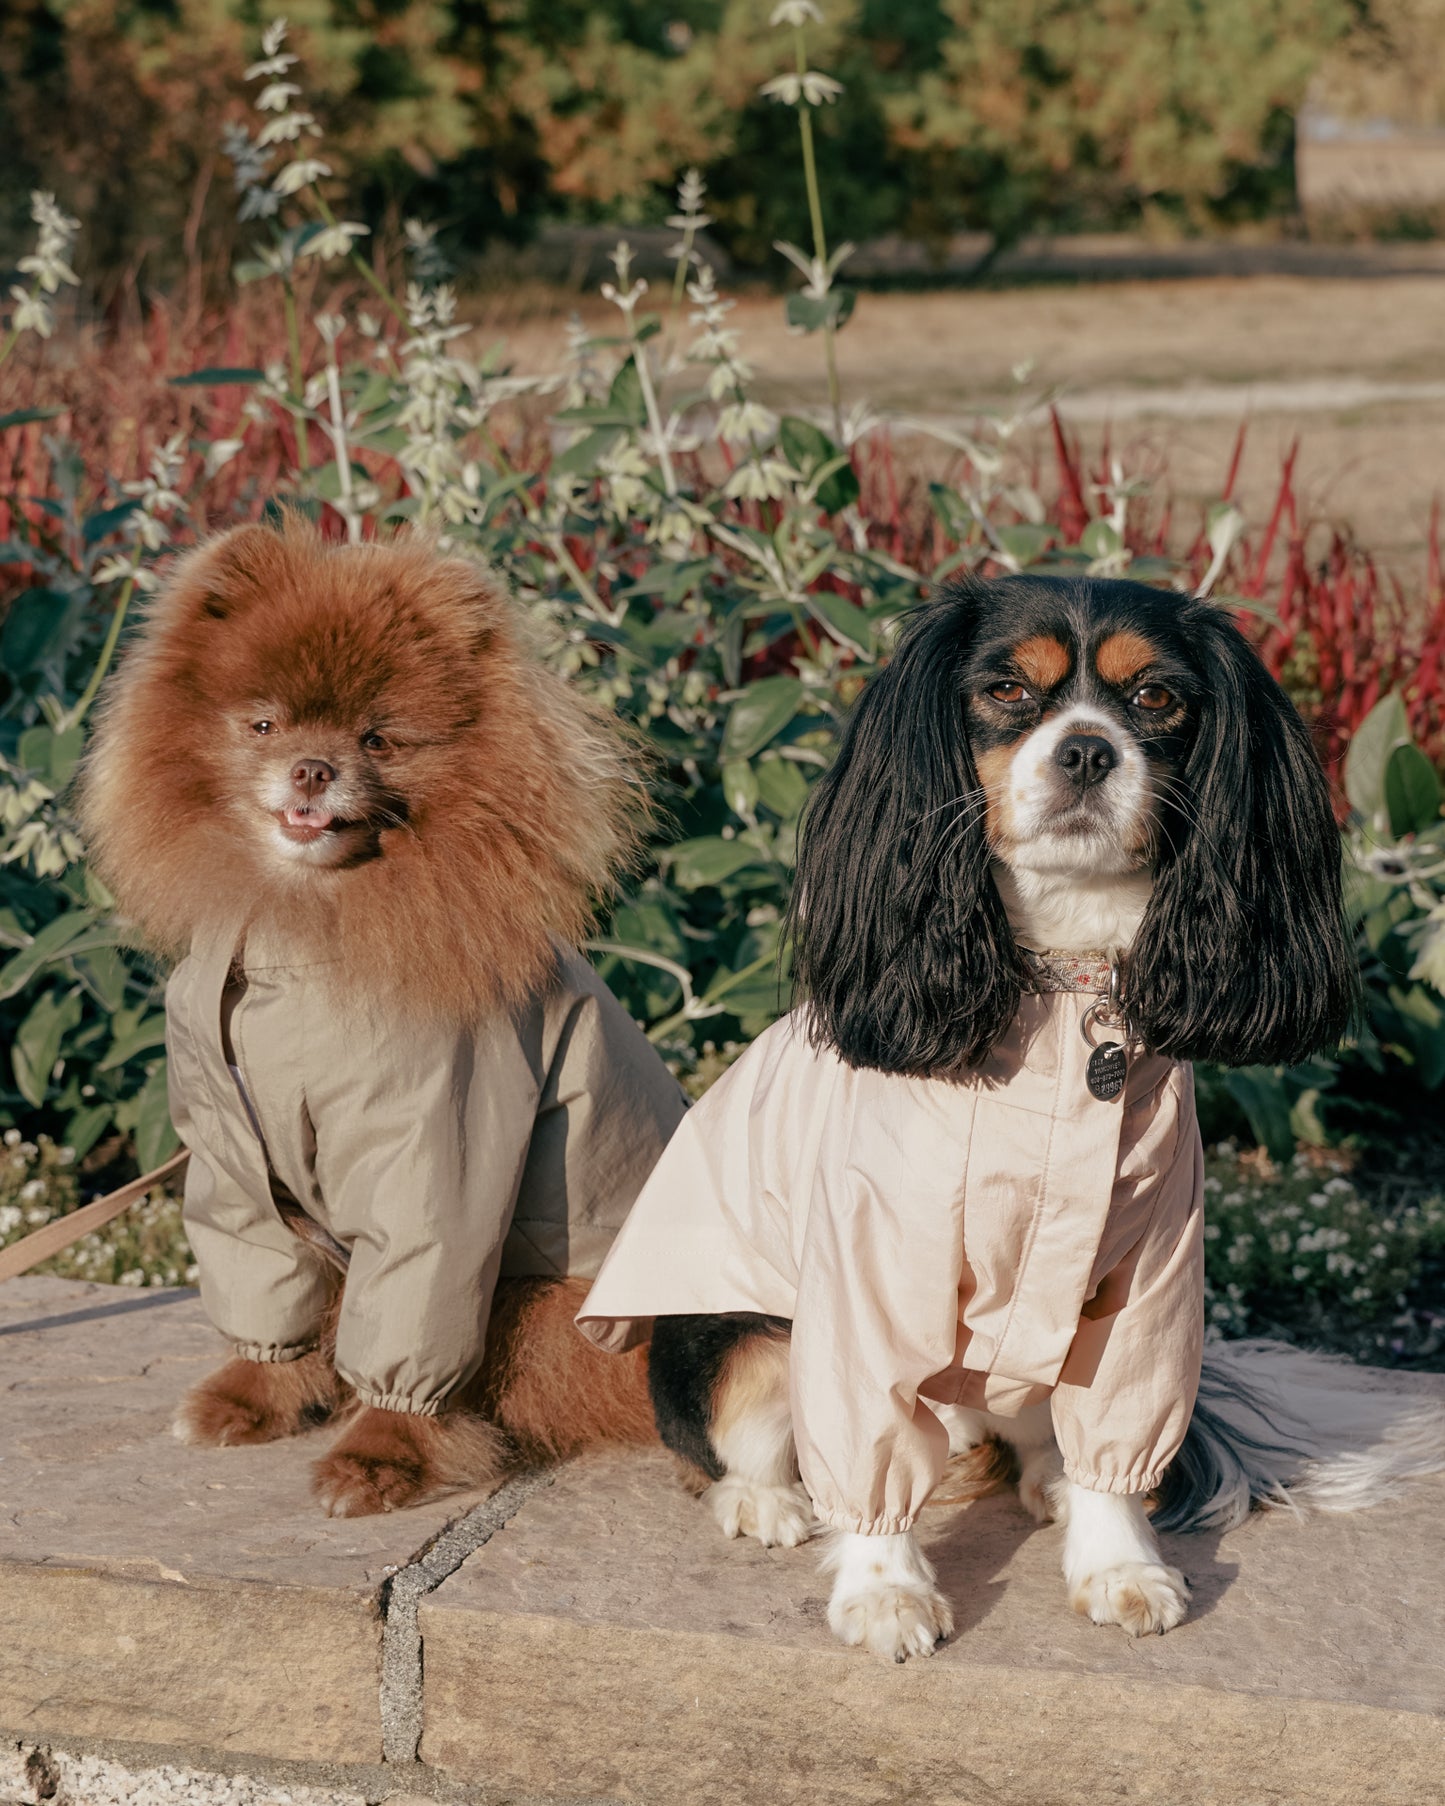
[{"left": 1022, "top": 949, "right": 1116, "bottom": 994}]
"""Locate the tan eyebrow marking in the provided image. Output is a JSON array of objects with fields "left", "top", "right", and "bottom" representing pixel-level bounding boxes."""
[
  {"left": 1013, "top": 634, "right": 1070, "bottom": 691},
  {"left": 1095, "top": 629, "right": 1159, "bottom": 687}
]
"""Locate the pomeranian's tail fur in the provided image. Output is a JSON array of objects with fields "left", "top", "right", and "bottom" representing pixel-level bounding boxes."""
[{"left": 1153, "top": 1338, "right": 1445, "bottom": 1533}]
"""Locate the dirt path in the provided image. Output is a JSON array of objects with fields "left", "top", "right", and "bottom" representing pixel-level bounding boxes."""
[{"left": 485, "top": 272, "right": 1445, "bottom": 580}]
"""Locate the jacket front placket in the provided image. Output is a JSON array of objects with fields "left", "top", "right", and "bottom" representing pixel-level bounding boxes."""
[
  {"left": 981, "top": 995, "right": 1131, "bottom": 1389},
  {"left": 173, "top": 928, "right": 276, "bottom": 1209}
]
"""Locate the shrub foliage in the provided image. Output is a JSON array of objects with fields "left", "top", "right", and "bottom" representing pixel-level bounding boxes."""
[{"left": 0, "top": 13, "right": 1443, "bottom": 1339}]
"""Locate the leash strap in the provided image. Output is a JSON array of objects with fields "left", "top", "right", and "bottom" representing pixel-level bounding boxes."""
[{"left": 0, "top": 1149, "right": 191, "bottom": 1284}]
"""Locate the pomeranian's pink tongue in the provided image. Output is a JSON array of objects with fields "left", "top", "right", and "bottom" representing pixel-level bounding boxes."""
[{"left": 285, "top": 804, "right": 334, "bottom": 830}]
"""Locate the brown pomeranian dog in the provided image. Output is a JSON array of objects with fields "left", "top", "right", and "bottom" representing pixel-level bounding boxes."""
[{"left": 80, "top": 517, "right": 685, "bottom": 1516}]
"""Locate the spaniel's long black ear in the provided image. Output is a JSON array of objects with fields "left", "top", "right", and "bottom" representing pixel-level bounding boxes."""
[
  {"left": 1129, "top": 603, "right": 1358, "bottom": 1066},
  {"left": 787, "top": 590, "right": 1024, "bottom": 1075}
]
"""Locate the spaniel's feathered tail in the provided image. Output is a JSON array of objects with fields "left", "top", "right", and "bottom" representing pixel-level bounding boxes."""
[{"left": 1153, "top": 1339, "right": 1445, "bottom": 1533}]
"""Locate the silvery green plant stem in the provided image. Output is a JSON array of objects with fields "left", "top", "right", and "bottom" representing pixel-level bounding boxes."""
[
  {"left": 282, "top": 280, "right": 310, "bottom": 473},
  {"left": 315, "top": 192, "right": 405, "bottom": 324},
  {"left": 632, "top": 329, "right": 678, "bottom": 499},
  {"left": 67, "top": 575, "right": 136, "bottom": 730},
  {"left": 322, "top": 352, "right": 361, "bottom": 545},
  {"left": 794, "top": 23, "right": 842, "bottom": 440}
]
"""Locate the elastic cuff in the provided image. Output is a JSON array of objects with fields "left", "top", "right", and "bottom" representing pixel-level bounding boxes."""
[
  {"left": 232, "top": 1340, "right": 318, "bottom": 1364},
  {"left": 351, "top": 1387, "right": 444, "bottom": 1416},
  {"left": 1062, "top": 1462, "right": 1166, "bottom": 1496},
  {"left": 812, "top": 1505, "right": 918, "bottom": 1536}
]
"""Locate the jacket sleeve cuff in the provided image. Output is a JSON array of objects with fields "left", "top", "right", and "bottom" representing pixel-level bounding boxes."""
[
  {"left": 232, "top": 1339, "right": 319, "bottom": 1364},
  {"left": 812, "top": 1503, "right": 919, "bottom": 1536},
  {"left": 1062, "top": 1461, "right": 1167, "bottom": 1496},
  {"left": 349, "top": 1385, "right": 445, "bottom": 1416}
]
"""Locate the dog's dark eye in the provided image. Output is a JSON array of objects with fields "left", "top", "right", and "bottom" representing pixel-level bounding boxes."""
[
  {"left": 988, "top": 682, "right": 1031, "bottom": 705},
  {"left": 361, "top": 730, "right": 389, "bottom": 753},
  {"left": 251, "top": 720, "right": 275, "bottom": 736},
  {"left": 1131, "top": 685, "right": 1174, "bottom": 712}
]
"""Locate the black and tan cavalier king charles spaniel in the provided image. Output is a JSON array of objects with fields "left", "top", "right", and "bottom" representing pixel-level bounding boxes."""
[{"left": 632, "top": 575, "right": 1444, "bottom": 1663}]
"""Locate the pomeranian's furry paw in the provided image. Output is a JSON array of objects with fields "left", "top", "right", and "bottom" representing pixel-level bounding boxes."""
[
  {"left": 1070, "top": 1562, "right": 1191, "bottom": 1636},
  {"left": 707, "top": 1476, "right": 816, "bottom": 1547},
  {"left": 173, "top": 1351, "right": 345, "bottom": 1448},
  {"left": 311, "top": 1406, "right": 508, "bottom": 1517}
]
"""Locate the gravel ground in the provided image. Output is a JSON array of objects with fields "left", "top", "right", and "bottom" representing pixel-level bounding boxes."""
[{"left": 1, "top": 1746, "right": 370, "bottom": 1806}]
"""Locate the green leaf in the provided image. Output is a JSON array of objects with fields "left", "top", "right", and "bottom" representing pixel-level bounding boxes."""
[
  {"left": 132, "top": 1060, "right": 179, "bottom": 1168},
  {"left": 1, "top": 587, "right": 90, "bottom": 682},
  {"left": 997, "top": 523, "right": 1053, "bottom": 566},
  {"left": 1345, "top": 692, "right": 1410, "bottom": 822},
  {"left": 0, "top": 912, "right": 99, "bottom": 1000},
  {"left": 722, "top": 760, "right": 760, "bottom": 818},
  {"left": 665, "top": 836, "right": 767, "bottom": 889},
  {"left": 778, "top": 416, "right": 859, "bottom": 514},
  {"left": 73, "top": 946, "right": 131, "bottom": 1013},
  {"left": 97, "top": 1013, "right": 169, "bottom": 1073},
  {"left": 551, "top": 426, "right": 621, "bottom": 476},
  {"left": 168, "top": 367, "right": 264, "bottom": 387},
  {"left": 1410, "top": 919, "right": 1445, "bottom": 994},
  {"left": 46, "top": 725, "right": 85, "bottom": 788},
  {"left": 754, "top": 757, "right": 809, "bottom": 819},
  {"left": 1223, "top": 1066, "right": 1295, "bottom": 1162},
  {"left": 0, "top": 406, "right": 65, "bottom": 430},
  {"left": 12, "top": 986, "right": 84, "bottom": 1108},
  {"left": 803, "top": 588, "right": 873, "bottom": 654},
  {"left": 608, "top": 357, "right": 645, "bottom": 425},
  {"left": 1387, "top": 984, "right": 1445, "bottom": 1087},
  {"left": 784, "top": 288, "right": 856, "bottom": 335},
  {"left": 1080, "top": 519, "right": 1122, "bottom": 560},
  {"left": 1384, "top": 742, "right": 1442, "bottom": 838},
  {"left": 65, "top": 1102, "right": 115, "bottom": 1161},
  {"left": 84, "top": 500, "right": 141, "bottom": 544},
  {"left": 719, "top": 676, "right": 803, "bottom": 761}
]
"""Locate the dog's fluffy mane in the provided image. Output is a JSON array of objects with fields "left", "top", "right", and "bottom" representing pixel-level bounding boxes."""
[{"left": 79, "top": 519, "right": 642, "bottom": 1020}]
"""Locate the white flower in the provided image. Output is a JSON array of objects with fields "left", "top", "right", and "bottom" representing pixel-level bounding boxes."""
[
  {"left": 759, "top": 70, "right": 842, "bottom": 106},
  {"left": 203, "top": 438, "right": 246, "bottom": 478},
  {"left": 257, "top": 110, "right": 322, "bottom": 147},
  {"left": 271, "top": 154, "right": 331, "bottom": 199},
  {"left": 255, "top": 81, "right": 302, "bottom": 112},
  {"left": 8, "top": 285, "right": 53, "bottom": 338},
  {"left": 724, "top": 458, "right": 795, "bottom": 502},
  {"left": 770, "top": 0, "right": 824, "bottom": 24},
  {"left": 717, "top": 400, "right": 776, "bottom": 446},
  {"left": 298, "top": 220, "right": 370, "bottom": 262}
]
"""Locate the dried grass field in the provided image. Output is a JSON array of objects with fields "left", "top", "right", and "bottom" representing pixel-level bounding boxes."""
[{"left": 487, "top": 269, "right": 1445, "bottom": 582}]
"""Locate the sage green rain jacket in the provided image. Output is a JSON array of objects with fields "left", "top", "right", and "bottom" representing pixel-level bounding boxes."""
[
  {"left": 166, "top": 921, "right": 687, "bottom": 1414},
  {"left": 579, "top": 976, "right": 1205, "bottom": 1536}
]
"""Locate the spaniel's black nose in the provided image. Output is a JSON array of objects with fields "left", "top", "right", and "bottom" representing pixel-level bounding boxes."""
[
  {"left": 291, "top": 759, "right": 337, "bottom": 796},
  {"left": 1054, "top": 733, "right": 1117, "bottom": 789}
]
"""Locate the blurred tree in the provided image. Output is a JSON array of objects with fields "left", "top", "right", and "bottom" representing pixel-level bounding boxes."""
[{"left": 0, "top": 0, "right": 1367, "bottom": 302}]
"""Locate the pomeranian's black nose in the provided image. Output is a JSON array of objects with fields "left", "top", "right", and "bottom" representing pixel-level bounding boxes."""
[
  {"left": 291, "top": 759, "right": 336, "bottom": 797},
  {"left": 1054, "top": 733, "right": 1117, "bottom": 790}
]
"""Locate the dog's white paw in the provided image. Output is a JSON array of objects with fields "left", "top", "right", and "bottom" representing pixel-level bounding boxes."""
[
  {"left": 707, "top": 1475, "right": 816, "bottom": 1548},
  {"left": 1070, "top": 1561, "right": 1191, "bottom": 1636},
  {"left": 828, "top": 1581, "right": 955, "bottom": 1663}
]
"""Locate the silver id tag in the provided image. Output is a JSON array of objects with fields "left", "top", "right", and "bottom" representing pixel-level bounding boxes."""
[
  {"left": 1081, "top": 962, "right": 1129, "bottom": 1103},
  {"left": 1085, "top": 1041, "right": 1128, "bottom": 1101}
]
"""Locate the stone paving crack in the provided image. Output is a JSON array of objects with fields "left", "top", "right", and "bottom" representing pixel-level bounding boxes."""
[{"left": 379, "top": 1468, "right": 554, "bottom": 1764}]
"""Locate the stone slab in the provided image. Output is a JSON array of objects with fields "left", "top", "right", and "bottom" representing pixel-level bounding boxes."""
[
  {"left": 420, "top": 1443, "right": 1445, "bottom": 1804},
  {"left": 0, "top": 1276, "right": 495, "bottom": 1765}
]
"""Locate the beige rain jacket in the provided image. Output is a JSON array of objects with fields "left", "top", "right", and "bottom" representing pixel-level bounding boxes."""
[
  {"left": 167, "top": 922, "right": 687, "bottom": 1414},
  {"left": 578, "top": 978, "right": 1205, "bottom": 1535}
]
